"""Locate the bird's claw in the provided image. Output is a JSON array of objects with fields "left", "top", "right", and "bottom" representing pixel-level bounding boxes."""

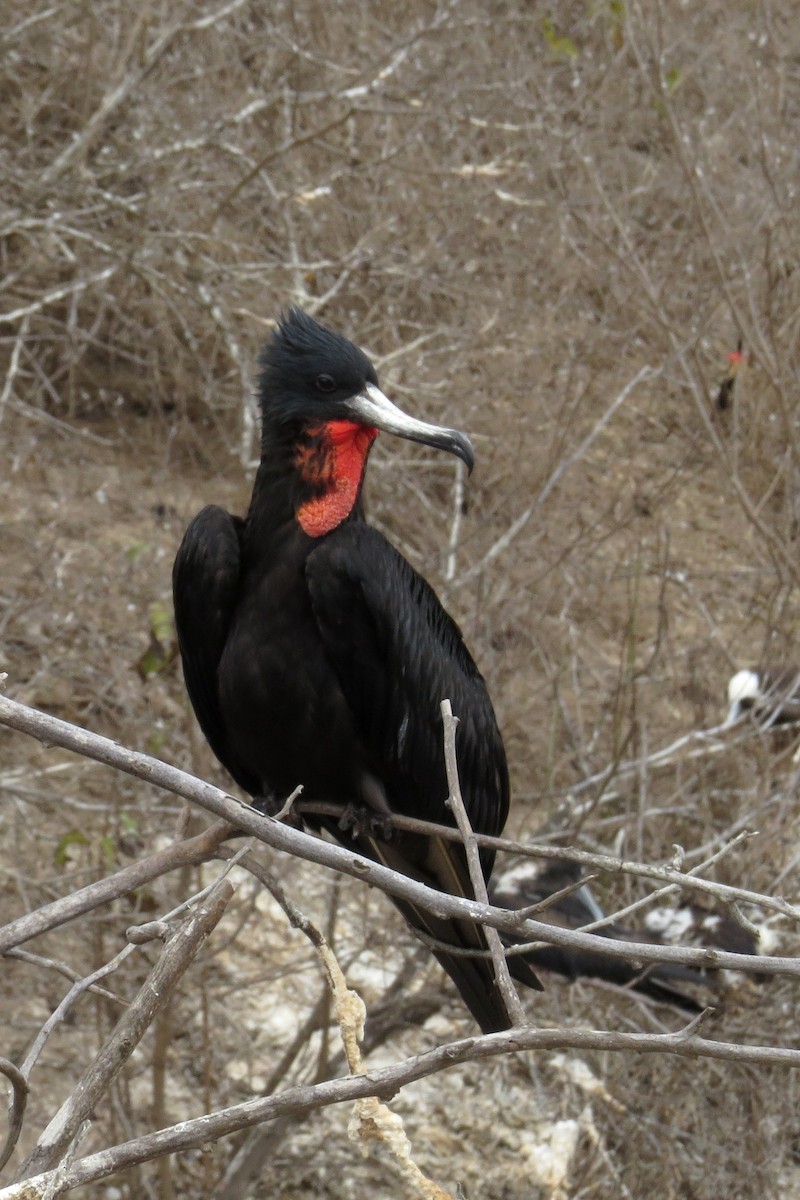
[{"left": 338, "top": 804, "right": 394, "bottom": 841}]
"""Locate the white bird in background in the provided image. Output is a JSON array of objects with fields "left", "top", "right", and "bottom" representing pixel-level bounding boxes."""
[{"left": 725, "top": 668, "right": 800, "bottom": 728}]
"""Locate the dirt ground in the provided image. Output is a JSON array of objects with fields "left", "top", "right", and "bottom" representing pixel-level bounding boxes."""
[{"left": 2, "top": 2, "right": 800, "bottom": 1197}]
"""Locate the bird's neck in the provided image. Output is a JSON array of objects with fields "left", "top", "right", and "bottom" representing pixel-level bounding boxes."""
[{"left": 249, "top": 418, "right": 377, "bottom": 543}]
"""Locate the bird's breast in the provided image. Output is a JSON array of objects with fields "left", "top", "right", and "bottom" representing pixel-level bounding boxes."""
[{"left": 216, "top": 565, "right": 371, "bottom": 806}]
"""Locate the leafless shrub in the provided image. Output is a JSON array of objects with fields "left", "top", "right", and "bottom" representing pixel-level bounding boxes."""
[{"left": 3, "top": 0, "right": 800, "bottom": 1195}]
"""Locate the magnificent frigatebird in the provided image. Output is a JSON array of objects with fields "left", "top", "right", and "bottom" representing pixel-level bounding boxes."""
[
  {"left": 490, "top": 858, "right": 765, "bottom": 1009},
  {"left": 173, "top": 307, "right": 537, "bottom": 1033},
  {"left": 714, "top": 340, "right": 746, "bottom": 411},
  {"left": 726, "top": 668, "right": 800, "bottom": 728}
]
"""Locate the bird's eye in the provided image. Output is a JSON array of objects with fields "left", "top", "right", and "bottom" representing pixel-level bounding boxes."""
[{"left": 316, "top": 374, "right": 336, "bottom": 393}]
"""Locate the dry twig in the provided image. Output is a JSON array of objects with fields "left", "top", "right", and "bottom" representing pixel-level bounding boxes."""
[
  {"left": 15, "top": 876, "right": 234, "bottom": 1182},
  {"left": 440, "top": 698, "right": 526, "bottom": 1026},
  {"left": 5, "top": 1017, "right": 800, "bottom": 1198},
  {"left": 0, "top": 696, "right": 797, "bottom": 980}
]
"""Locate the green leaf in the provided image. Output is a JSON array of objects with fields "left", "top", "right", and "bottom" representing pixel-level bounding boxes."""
[
  {"left": 149, "top": 601, "right": 174, "bottom": 646},
  {"left": 125, "top": 541, "right": 151, "bottom": 565},
  {"left": 542, "top": 16, "right": 579, "bottom": 59},
  {"left": 148, "top": 730, "right": 167, "bottom": 754},
  {"left": 136, "top": 601, "right": 177, "bottom": 678},
  {"left": 54, "top": 829, "right": 90, "bottom": 867},
  {"left": 99, "top": 835, "right": 117, "bottom": 871},
  {"left": 665, "top": 66, "right": 682, "bottom": 93}
]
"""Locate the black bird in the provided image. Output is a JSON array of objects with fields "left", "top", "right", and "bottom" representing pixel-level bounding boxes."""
[
  {"left": 173, "top": 308, "right": 536, "bottom": 1033},
  {"left": 490, "top": 858, "right": 764, "bottom": 1010},
  {"left": 715, "top": 341, "right": 745, "bottom": 411}
]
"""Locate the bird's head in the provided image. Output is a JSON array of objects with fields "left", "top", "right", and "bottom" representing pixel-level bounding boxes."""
[
  {"left": 258, "top": 308, "right": 474, "bottom": 472},
  {"left": 725, "top": 668, "right": 761, "bottom": 725}
]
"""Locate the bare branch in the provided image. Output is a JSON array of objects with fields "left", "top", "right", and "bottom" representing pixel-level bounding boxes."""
[
  {"left": 440, "top": 698, "right": 526, "bottom": 1026},
  {"left": 16, "top": 877, "right": 234, "bottom": 1181},
  {"left": 444, "top": 461, "right": 466, "bottom": 582},
  {"left": 18, "top": 945, "right": 135, "bottom": 1083},
  {"left": 462, "top": 365, "right": 654, "bottom": 582},
  {"left": 0, "top": 269, "right": 117, "bottom": 326},
  {"left": 5, "top": 949, "right": 126, "bottom": 1007},
  {"left": 0, "top": 696, "right": 797, "bottom": 981},
  {"left": 296, "top": 801, "right": 800, "bottom": 927},
  {"left": 0, "top": 314, "right": 29, "bottom": 423},
  {"left": 6, "top": 1019, "right": 800, "bottom": 1198},
  {"left": 37, "top": 0, "right": 251, "bottom": 187},
  {"left": 0, "top": 1060, "right": 28, "bottom": 1174},
  {"left": 0, "top": 820, "right": 231, "bottom": 954}
]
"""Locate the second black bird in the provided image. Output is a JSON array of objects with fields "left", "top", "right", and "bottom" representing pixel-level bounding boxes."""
[{"left": 173, "top": 308, "right": 538, "bottom": 1033}]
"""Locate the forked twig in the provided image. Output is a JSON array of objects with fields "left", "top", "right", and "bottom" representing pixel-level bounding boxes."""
[
  {"left": 0, "top": 820, "right": 232, "bottom": 954},
  {"left": 15, "top": 877, "right": 234, "bottom": 1182}
]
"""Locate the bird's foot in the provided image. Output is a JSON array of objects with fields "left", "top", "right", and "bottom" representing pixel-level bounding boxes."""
[{"left": 338, "top": 803, "right": 394, "bottom": 842}]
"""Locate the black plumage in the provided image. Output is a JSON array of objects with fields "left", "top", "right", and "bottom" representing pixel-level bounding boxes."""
[
  {"left": 715, "top": 339, "right": 745, "bottom": 411},
  {"left": 173, "top": 308, "right": 536, "bottom": 1033},
  {"left": 491, "top": 858, "right": 764, "bottom": 1010}
]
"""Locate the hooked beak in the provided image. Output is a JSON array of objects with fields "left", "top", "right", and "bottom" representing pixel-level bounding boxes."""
[
  {"left": 345, "top": 382, "right": 475, "bottom": 474},
  {"left": 723, "top": 703, "right": 743, "bottom": 728}
]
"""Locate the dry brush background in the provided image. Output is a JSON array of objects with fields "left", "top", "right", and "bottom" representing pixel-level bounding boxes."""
[{"left": 2, "top": 1, "right": 800, "bottom": 1196}]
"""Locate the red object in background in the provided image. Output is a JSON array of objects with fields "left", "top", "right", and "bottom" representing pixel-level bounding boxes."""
[{"left": 716, "top": 340, "right": 746, "bottom": 410}]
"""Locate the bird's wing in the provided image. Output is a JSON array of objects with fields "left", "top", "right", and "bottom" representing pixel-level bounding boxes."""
[
  {"left": 305, "top": 522, "right": 509, "bottom": 842},
  {"left": 491, "top": 859, "right": 720, "bottom": 1011},
  {"left": 172, "top": 505, "right": 258, "bottom": 794},
  {"left": 306, "top": 523, "right": 534, "bottom": 1032}
]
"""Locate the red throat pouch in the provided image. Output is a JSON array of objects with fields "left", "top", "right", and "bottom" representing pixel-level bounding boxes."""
[{"left": 295, "top": 421, "right": 378, "bottom": 537}]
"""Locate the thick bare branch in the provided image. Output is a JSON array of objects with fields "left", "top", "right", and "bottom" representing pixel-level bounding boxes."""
[
  {"left": 0, "top": 696, "right": 797, "bottom": 981},
  {"left": 6, "top": 1018, "right": 800, "bottom": 1197},
  {"left": 0, "top": 821, "right": 231, "bottom": 954}
]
